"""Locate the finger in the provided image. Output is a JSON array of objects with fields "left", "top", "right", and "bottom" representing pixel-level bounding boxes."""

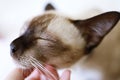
[
  {"left": 25, "top": 65, "right": 59, "bottom": 80},
  {"left": 44, "top": 65, "right": 59, "bottom": 80},
  {"left": 25, "top": 68, "right": 42, "bottom": 80},
  {"left": 5, "top": 68, "right": 25, "bottom": 80},
  {"left": 23, "top": 68, "right": 33, "bottom": 78},
  {"left": 60, "top": 70, "right": 71, "bottom": 80}
]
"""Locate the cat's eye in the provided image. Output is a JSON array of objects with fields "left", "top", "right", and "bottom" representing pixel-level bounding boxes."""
[
  {"left": 34, "top": 37, "right": 50, "bottom": 41},
  {"left": 36, "top": 37, "right": 46, "bottom": 40}
]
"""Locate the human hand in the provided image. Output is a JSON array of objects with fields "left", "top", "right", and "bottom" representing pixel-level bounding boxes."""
[
  {"left": 5, "top": 65, "right": 71, "bottom": 80},
  {"left": 4, "top": 68, "right": 32, "bottom": 80}
]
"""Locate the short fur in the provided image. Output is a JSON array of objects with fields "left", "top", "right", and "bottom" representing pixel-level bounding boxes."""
[{"left": 10, "top": 4, "right": 120, "bottom": 80}]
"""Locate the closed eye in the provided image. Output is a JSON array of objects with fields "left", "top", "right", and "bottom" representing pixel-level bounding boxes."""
[{"left": 34, "top": 37, "right": 53, "bottom": 42}]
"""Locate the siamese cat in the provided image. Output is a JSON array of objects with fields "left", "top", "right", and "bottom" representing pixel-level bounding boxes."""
[{"left": 10, "top": 4, "right": 120, "bottom": 80}]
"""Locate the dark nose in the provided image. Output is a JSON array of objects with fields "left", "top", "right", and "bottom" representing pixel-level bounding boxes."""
[
  {"left": 10, "top": 41, "right": 19, "bottom": 58},
  {"left": 10, "top": 42, "right": 17, "bottom": 53},
  {"left": 10, "top": 36, "right": 22, "bottom": 57}
]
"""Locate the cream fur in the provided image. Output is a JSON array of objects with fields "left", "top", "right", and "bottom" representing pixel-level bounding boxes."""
[
  {"left": 10, "top": 10, "right": 120, "bottom": 80},
  {"left": 57, "top": 22, "right": 120, "bottom": 80},
  {"left": 47, "top": 15, "right": 86, "bottom": 49}
]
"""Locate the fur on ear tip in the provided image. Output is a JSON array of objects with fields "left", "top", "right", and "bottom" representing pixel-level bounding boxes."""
[
  {"left": 44, "top": 3, "right": 55, "bottom": 11},
  {"left": 106, "top": 11, "right": 120, "bottom": 19},
  {"left": 109, "top": 11, "right": 120, "bottom": 16}
]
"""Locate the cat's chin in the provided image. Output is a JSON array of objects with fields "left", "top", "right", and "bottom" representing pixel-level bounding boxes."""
[{"left": 46, "top": 63, "right": 72, "bottom": 69}]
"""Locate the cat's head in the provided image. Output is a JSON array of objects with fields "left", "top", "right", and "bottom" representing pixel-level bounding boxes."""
[{"left": 10, "top": 3, "right": 120, "bottom": 69}]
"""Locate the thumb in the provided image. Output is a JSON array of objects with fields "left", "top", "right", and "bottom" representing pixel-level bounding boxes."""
[{"left": 60, "top": 70, "right": 71, "bottom": 80}]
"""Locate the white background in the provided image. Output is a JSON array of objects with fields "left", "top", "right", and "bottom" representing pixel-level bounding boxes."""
[{"left": 0, "top": 0, "right": 120, "bottom": 79}]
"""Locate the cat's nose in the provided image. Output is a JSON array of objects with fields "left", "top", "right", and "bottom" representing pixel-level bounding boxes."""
[
  {"left": 10, "top": 36, "right": 25, "bottom": 59},
  {"left": 10, "top": 42, "right": 18, "bottom": 58},
  {"left": 10, "top": 37, "right": 22, "bottom": 57},
  {"left": 10, "top": 43, "right": 17, "bottom": 53}
]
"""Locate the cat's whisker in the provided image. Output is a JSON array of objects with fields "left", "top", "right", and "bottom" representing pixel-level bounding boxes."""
[
  {"left": 29, "top": 56, "right": 58, "bottom": 80},
  {"left": 30, "top": 60, "right": 45, "bottom": 74},
  {"left": 29, "top": 58, "right": 50, "bottom": 79}
]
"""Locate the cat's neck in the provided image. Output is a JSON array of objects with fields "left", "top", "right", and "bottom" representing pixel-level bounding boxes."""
[{"left": 57, "top": 56, "right": 103, "bottom": 80}]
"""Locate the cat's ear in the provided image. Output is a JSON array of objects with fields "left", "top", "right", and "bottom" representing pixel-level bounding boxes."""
[
  {"left": 44, "top": 3, "right": 55, "bottom": 11},
  {"left": 73, "top": 11, "right": 120, "bottom": 53}
]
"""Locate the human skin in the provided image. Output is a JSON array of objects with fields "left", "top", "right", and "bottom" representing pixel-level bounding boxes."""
[{"left": 5, "top": 65, "right": 71, "bottom": 80}]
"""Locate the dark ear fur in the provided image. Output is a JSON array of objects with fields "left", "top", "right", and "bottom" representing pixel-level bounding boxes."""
[
  {"left": 44, "top": 3, "right": 55, "bottom": 11},
  {"left": 73, "top": 11, "right": 120, "bottom": 53}
]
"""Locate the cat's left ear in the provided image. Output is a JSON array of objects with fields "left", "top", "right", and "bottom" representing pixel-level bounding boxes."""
[
  {"left": 44, "top": 3, "right": 55, "bottom": 11},
  {"left": 73, "top": 11, "right": 120, "bottom": 53}
]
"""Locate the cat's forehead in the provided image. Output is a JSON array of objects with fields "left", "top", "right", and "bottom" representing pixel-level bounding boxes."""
[
  {"left": 29, "top": 13, "right": 55, "bottom": 28},
  {"left": 29, "top": 12, "right": 69, "bottom": 27},
  {"left": 25, "top": 12, "right": 70, "bottom": 35}
]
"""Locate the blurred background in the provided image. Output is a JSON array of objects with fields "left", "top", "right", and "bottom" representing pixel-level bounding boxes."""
[{"left": 0, "top": 0, "right": 120, "bottom": 79}]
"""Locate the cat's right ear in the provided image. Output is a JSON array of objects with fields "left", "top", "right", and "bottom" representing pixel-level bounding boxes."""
[{"left": 44, "top": 3, "right": 56, "bottom": 11}]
